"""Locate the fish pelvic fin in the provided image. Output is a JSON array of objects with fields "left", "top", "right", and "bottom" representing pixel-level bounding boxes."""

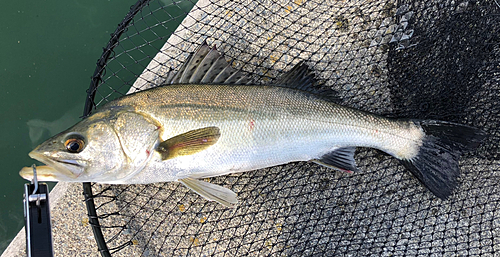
[
  {"left": 179, "top": 177, "right": 238, "bottom": 208},
  {"left": 156, "top": 126, "right": 220, "bottom": 160},
  {"left": 401, "top": 120, "right": 487, "bottom": 200},
  {"left": 312, "top": 147, "right": 359, "bottom": 173}
]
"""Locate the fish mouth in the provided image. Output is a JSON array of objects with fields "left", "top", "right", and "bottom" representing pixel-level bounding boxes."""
[
  {"left": 54, "top": 159, "right": 82, "bottom": 167},
  {"left": 27, "top": 151, "right": 84, "bottom": 180}
]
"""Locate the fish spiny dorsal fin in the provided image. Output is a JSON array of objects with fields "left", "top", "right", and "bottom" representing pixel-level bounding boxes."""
[
  {"left": 275, "top": 62, "right": 339, "bottom": 102},
  {"left": 166, "top": 41, "right": 250, "bottom": 85},
  {"left": 170, "top": 42, "right": 210, "bottom": 84}
]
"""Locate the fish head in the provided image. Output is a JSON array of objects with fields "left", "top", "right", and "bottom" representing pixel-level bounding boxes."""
[{"left": 24, "top": 111, "right": 129, "bottom": 182}]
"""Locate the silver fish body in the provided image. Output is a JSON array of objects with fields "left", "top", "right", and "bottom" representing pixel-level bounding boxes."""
[
  {"left": 23, "top": 43, "right": 486, "bottom": 207},
  {"left": 102, "top": 84, "right": 422, "bottom": 183}
]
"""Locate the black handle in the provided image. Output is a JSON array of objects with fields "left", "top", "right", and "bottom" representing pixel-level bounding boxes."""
[{"left": 24, "top": 183, "right": 53, "bottom": 257}]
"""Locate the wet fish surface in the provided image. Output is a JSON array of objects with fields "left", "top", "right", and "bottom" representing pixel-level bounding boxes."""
[{"left": 21, "top": 43, "right": 486, "bottom": 207}]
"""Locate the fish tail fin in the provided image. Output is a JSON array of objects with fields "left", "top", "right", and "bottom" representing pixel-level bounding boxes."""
[{"left": 400, "top": 120, "right": 486, "bottom": 200}]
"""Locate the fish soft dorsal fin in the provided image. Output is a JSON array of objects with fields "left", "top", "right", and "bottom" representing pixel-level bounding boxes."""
[
  {"left": 275, "top": 62, "right": 339, "bottom": 102},
  {"left": 166, "top": 42, "right": 250, "bottom": 85},
  {"left": 179, "top": 177, "right": 238, "bottom": 207}
]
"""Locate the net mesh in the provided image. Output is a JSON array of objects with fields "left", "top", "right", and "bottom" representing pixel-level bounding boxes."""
[{"left": 84, "top": 0, "right": 499, "bottom": 255}]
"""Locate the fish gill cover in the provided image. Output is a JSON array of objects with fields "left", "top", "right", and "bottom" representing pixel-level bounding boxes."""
[{"left": 82, "top": 0, "right": 499, "bottom": 256}]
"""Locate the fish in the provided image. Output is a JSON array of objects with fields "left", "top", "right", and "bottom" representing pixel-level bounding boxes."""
[{"left": 21, "top": 42, "right": 486, "bottom": 207}]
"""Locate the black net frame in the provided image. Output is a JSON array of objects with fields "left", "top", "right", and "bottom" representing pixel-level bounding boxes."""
[{"left": 81, "top": 0, "right": 500, "bottom": 256}]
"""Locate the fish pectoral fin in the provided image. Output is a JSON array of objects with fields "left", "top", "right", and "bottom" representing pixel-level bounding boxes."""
[
  {"left": 156, "top": 126, "right": 220, "bottom": 160},
  {"left": 179, "top": 177, "right": 238, "bottom": 208},
  {"left": 312, "top": 147, "right": 359, "bottom": 173}
]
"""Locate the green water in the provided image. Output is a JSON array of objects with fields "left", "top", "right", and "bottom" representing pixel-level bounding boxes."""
[{"left": 0, "top": 0, "right": 192, "bottom": 253}]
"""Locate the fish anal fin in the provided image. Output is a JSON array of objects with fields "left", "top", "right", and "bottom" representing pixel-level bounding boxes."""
[
  {"left": 312, "top": 147, "right": 358, "bottom": 173},
  {"left": 179, "top": 177, "right": 238, "bottom": 208},
  {"left": 156, "top": 126, "right": 220, "bottom": 160}
]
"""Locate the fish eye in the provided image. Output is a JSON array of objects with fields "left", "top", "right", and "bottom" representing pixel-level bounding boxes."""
[{"left": 64, "top": 134, "right": 86, "bottom": 153}]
